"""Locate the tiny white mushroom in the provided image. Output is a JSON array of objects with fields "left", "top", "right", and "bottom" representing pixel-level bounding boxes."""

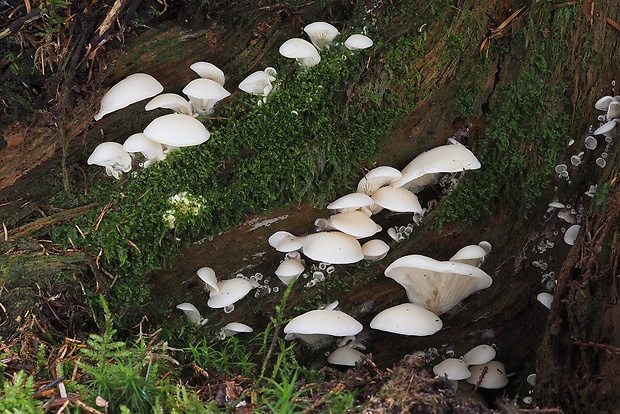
[
  {"left": 284, "top": 307, "right": 363, "bottom": 344},
  {"left": 563, "top": 224, "right": 580, "bottom": 245},
  {"left": 537, "top": 292, "right": 553, "bottom": 309}
]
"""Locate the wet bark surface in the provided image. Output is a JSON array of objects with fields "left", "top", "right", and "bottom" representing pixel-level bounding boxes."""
[{"left": 1, "top": 0, "right": 620, "bottom": 411}]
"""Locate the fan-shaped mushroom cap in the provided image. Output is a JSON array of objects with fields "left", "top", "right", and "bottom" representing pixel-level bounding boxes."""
[
  {"left": 593, "top": 120, "right": 617, "bottom": 137},
  {"left": 275, "top": 257, "right": 305, "bottom": 285},
  {"left": 370, "top": 303, "right": 442, "bottom": 336},
  {"left": 344, "top": 34, "right": 373, "bottom": 50},
  {"left": 433, "top": 358, "right": 471, "bottom": 380},
  {"left": 462, "top": 344, "right": 496, "bottom": 366},
  {"left": 176, "top": 303, "right": 208, "bottom": 325},
  {"left": 197, "top": 266, "right": 219, "bottom": 293},
  {"left": 94, "top": 73, "right": 163, "bottom": 121},
  {"left": 595, "top": 95, "right": 614, "bottom": 111},
  {"left": 221, "top": 322, "right": 253, "bottom": 337},
  {"left": 357, "top": 166, "right": 402, "bottom": 196},
  {"left": 207, "top": 278, "right": 257, "bottom": 309},
  {"left": 327, "top": 346, "right": 364, "bottom": 366},
  {"left": 268, "top": 231, "right": 304, "bottom": 253},
  {"left": 87, "top": 142, "right": 132, "bottom": 179},
  {"left": 390, "top": 145, "right": 481, "bottom": 192},
  {"left": 564, "top": 224, "right": 580, "bottom": 245},
  {"left": 301, "top": 231, "right": 364, "bottom": 264},
  {"left": 449, "top": 244, "right": 488, "bottom": 267},
  {"left": 537, "top": 292, "right": 553, "bottom": 309},
  {"left": 189, "top": 62, "right": 226, "bottom": 86},
  {"left": 361, "top": 239, "right": 390, "bottom": 261},
  {"left": 145, "top": 93, "right": 192, "bottom": 116},
  {"left": 327, "top": 193, "right": 375, "bottom": 212},
  {"left": 384, "top": 254, "right": 493, "bottom": 315},
  {"left": 182, "top": 78, "right": 231, "bottom": 113},
  {"left": 370, "top": 186, "right": 423, "bottom": 214},
  {"left": 466, "top": 361, "right": 509, "bottom": 389},
  {"left": 303, "top": 22, "right": 339, "bottom": 51},
  {"left": 238, "top": 70, "right": 276, "bottom": 96},
  {"left": 143, "top": 114, "right": 210, "bottom": 147},
  {"left": 122, "top": 133, "right": 165, "bottom": 166},
  {"left": 607, "top": 100, "right": 620, "bottom": 120},
  {"left": 315, "top": 211, "right": 381, "bottom": 239},
  {"left": 279, "top": 38, "right": 321, "bottom": 67},
  {"left": 284, "top": 308, "right": 363, "bottom": 338}
]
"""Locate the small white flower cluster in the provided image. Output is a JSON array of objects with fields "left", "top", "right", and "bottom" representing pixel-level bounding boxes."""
[{"left": 163, "top": 191, "right": 204, "bottom": 229}]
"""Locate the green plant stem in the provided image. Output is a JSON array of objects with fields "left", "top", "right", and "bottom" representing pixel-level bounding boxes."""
[{"left": 259, "top": 278, "right": 296, "bottom": 379}]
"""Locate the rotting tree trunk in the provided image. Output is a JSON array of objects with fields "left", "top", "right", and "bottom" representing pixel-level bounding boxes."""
[{"left": 1, "top": 0, "right": 620, "bottom": 412}]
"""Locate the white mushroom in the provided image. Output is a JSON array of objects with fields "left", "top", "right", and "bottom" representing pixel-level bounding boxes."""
[
  {"left": 466, "top": 361, "right": 509, "bottom": 389},
  {"left": 326, "top": 193, "right": 375, "bottom": 213},
  {"left": 433, "top": 358, "right": 471, "bottom": 380},
  {"left": 197, "top": 267, "right": 258, "bottom": 312},
  {"left": 279, "top": 38, "right": 321, "bottom": 67},
  {"left": 94, "top": 73, "right": 163, "bottom": 121},
  {"left": 357, "top": 166, "right": 402, "bottom": 196},
  {"left": 370, "top": 303, "right": 442, "bottom": 336},
  {"left": 189, "top": 62, "right": 226, "bottom": 86},
  {"left": 238, "top": 70, "right": 276, "bottom": 99},
  {"left": 284, "top": 306, "right": 363, "bottom": 345},
  {"left": 564, "top": 224, "right": 580, "bottom": 245},
  {"left": 143, "top": 114, "right": 211, "bottom": 148},
  {"left": 370, "top": 186, "right": 423, "bottom": 214},
  {"left": 122, "top": 133, "right": 165, "bottom": 167},
  {"left": 384, "top": 254, "right": 493, "bottom": 315},
  {"left": 327, "top": 346, "right": 364, "bottom": 366},
  {"left": 145, "top": 93, "right": 192, "bottom": 116},
  {"left": 462, "top": 344, "right": 496, "bottom": 366},
  {"left": 344, "top": 34, "right": 373, "bottom": 51},
  {"left": 87, "top": 142, "right": 132, "bottom": 179},
  {"left": 449, "top": 244, "right": 488, "bottom": 267},
  {"left": 390, "top": 145, "right": 481, "bottom": 192},
  {"left": 314, "top": 211, "right": 382, "bottom": 239},
  {"left": 220, "top": 322, "right": 253, "bottom": 338},
  {"left": 361, "top": 239, "right": 390, "bottom": 261},
  {"left": 301, "top": 231, "right": 364, "bottom": 264},
  {"left": 182, "top": 78, "right": 231, "bottom": 113},
  {"left": 303, "top": 22, "right": 339, "bottom": 51},
  {"left": 537, "top": 292, "right": 553, "bottom": 309},
  {"left": 176, "top": 303, "right": 208, "bottom": 326},
  {"left": 275, "top": 256, "right": 305, "bottom": 285},
  {"left": 268, "top": 230, "right": 304, "bottom": 253}
]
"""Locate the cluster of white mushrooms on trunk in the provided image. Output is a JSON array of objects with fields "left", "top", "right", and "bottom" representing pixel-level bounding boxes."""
[{"left": 536, "top": 83, "right": 618, "bottom": 311}]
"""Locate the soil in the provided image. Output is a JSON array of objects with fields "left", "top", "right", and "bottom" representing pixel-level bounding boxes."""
[{"left": 1, "top": 0, "right": 620, "bottom": 412}]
